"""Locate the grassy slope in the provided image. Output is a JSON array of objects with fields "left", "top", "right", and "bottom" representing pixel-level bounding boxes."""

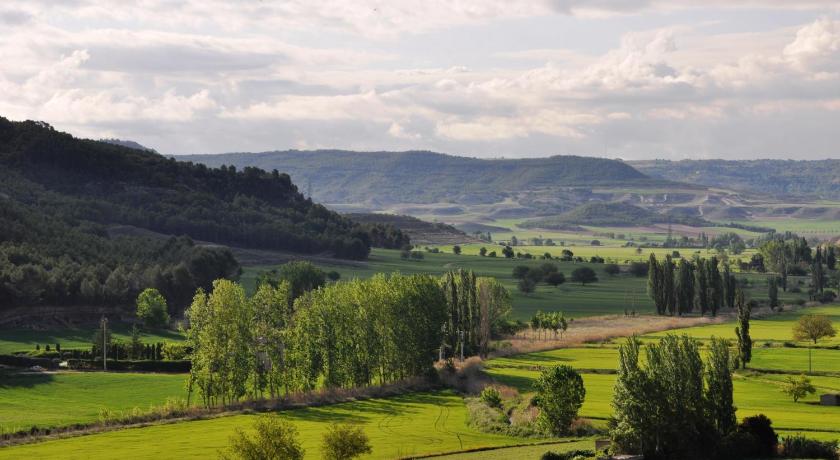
[
  {"left": 0, "top": 325, "right": 184, "bottom": 354},
  {"left": 0, "top": 371, "right": 187, "bottom": 434},
  {"left": 0, "top": 392, "right": 543, "bottom": 460}
]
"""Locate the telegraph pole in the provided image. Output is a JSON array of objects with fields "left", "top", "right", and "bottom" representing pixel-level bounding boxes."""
[{"left": 101, "top": 316, "right": 108, "bottom": 371}]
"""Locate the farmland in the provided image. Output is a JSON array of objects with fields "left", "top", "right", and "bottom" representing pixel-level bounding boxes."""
[{"left": 241, "top": 248, "right": 807, "bottom": 321}]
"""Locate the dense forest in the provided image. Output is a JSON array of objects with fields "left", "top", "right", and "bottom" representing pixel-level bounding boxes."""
[
  {"left": 632, "top": 159, "right": 840, "bottom": 200},
  {"left": 181, "top": 150, "right": 667, "bottom": 205},
  {"left": 0, "top": 118, "right": 407, "bottom": 311}
]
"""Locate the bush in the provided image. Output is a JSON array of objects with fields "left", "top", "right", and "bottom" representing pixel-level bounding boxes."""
[
  {"left": 221, "top": 414, "right": 304, "bottom": 460},
  {"left": 738, "top": 414, "right": 778, "bottom": 458},
  {"left": 321, "top": 424, "right": 372, "bottom": 460},
  {"left": 570, "top": 267, "right": 598, "bottom": 285},
  {"left": 604, "top": 264, "right": 620, "bottom": 275},
  {"left": 480, "top": 387, "right": 503, "bottom": 408},
  {"left": 540, "top": 449, "right": 595, "bottom": 460},
  {"left": 326, "top": 270, "right": 341, "bottom": 281},
  {"left": 628, "top": 262, "right": 649, "bottom": 277},
  {"left": 782, "top": 435, "right": 839, "bottom": 460}
]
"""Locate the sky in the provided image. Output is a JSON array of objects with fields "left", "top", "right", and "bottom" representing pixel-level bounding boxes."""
[{"left": 1, "top": 1, "right": 839, "bottom": 160}]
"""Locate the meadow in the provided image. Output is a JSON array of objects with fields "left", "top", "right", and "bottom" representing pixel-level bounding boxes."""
[
  {"left": 0, "top": 371, "right": 188, "bottom": 434},
  {"left": 0, "top": 392, "right": 577, "bottom": 460}
]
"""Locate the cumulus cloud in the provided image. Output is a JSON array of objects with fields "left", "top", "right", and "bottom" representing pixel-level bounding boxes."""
[{"left": 0, "top": 2, "right": 839, "bottom": 158}]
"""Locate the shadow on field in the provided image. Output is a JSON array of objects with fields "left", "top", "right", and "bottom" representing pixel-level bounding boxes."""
[
  {"left": 0, "top": 371, "right": 55, "bottom": 389},
  {"left": 284, "top": 393, "right": 450, "bottom": 424}
]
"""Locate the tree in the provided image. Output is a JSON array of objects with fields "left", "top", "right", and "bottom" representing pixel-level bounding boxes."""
[
  {"left": 136, "top": 288, "right": 169, "bottom": 329},
  {"left": 512, "top": 265, "right": 531, "bottom": 279},
  {"left": 604, "top": 264, "right": 620, "bottom": 276},
  {"left": 734, "top": 287, "right": 752, "bottom": 369},
  {"left": 129, "top": 324, "right": 143, "bottom": 360},
  {"left": 705, "top": 337, "right": 736, "bottom": 435},
  {"left": 502, "top": 246, "right": 514, "bottom": 258},
  {"left": 326, "top": 270, "right": 341, "bottom": 281},
  {"left": 781, "top": 375, "right": 816, "bottom": 402},
  {"left": 570, "top": 267, "right": 597, "bottom": 285},
  {"left": 545, "top": 272, "right": 565, "bottom": 287},
  {"left": 708, "top": 257, "right": 723, "bottom": 316},
  {"left": 768, "top": 276, "right": 779, "bottom": 309},
  {"left": 276, "top": 261, "right": 326, "bottom": 302},
  {"left": 647, "top": 254, "right": 665, "bottom": 315},
  {"left": 321, "top": 424, "right": 372, "bottom": 460},
  {"left": 793, "top": 314, "right": 836, "bottom": 373},
  {"left": 221, "top": 414, "right": 304, "bottom": 460},
  {"left": 534, "top": 365, "right": 585, "bottom": 436},
  {"left": 452, "top": 245, "right": 461, "bottom": 255},
  {"left": 479, "top": 247, "right": 487, "bottom": 257},
  {"left": 518, "top": 277, "right": 536, "bottom": 294},
  {"left": 695, "top": 258, "right": 710, "bottom": 316},
  {"left": 676, "top": 258, "right": 695, "bottom": 315}
]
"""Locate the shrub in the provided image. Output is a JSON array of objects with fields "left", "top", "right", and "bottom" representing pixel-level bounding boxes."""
[
  {"left": 782, "top": 435, "right": 839, "bottom": 460},
  {"left": 570, "top": 267, "right": 598, "bottom": 285},
  {"left": 604, "top": 264, "right": 620, "bottom": 275},
  {"left": 545, "top": 272, "right": 566, "bottom": 287},
  {"left": 628, "top": 262, "right": 649, "bottom": 277},
  {"left": 326, "top": 270, "right": 341, "bottom": 281},
  {"left": 321, "top": 423, "right": 372, "bottom": 460},
  {"left": 781, "top": 375, "right": 816, "bottom": 402},
  {"left": 221, "top": 414, "right": 304, "bottom": 460},
  {"left": 738, "top": 414, "right": 778, "bottom": 458},
  {"left": 480, "top": 386, "right": 503, "bottom": 408},
  {"left": 540, "top": 449, "right": 595, "bottom": 460}
]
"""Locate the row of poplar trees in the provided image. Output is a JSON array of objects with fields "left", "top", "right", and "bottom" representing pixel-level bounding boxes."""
[
  {"left": 185, "top": 270, "right": 509, "bottom": 407},
  {"left": 647, "top": 254, "right": 737, "bottom": 316}
]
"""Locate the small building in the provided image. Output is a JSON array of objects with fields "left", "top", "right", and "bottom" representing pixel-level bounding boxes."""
[{"left": 820, "top": 394, "right": 840, "bottom": 406}]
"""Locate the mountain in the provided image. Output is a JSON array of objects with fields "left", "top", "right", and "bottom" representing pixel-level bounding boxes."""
[
  {"left": 631, "top": 159, "right": 840, "bottom": 200},
  {"left": 0, "top": 118, "right": 405, "bottom": 312},
  {"left": 178, "top": 150, "right": 664, "bottom": 206}
]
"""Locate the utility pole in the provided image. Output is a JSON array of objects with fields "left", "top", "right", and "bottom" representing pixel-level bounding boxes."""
[{"left": 100, "top": 316, "right": 108, "bottom": 371}]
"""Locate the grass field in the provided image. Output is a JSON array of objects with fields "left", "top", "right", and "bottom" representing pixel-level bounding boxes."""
[
  {"left": 0, "top": 325, "right": 184, "bottom": 355},
  {"left": 0, "top": 371, "right": 188, "bottom": 434},
  {"left": 0, "top": 392, "right": 560, "bottom": 460},
  {"left": 430, "top": 440, "right": 594, "bottom": 459},
  {"left": 241, "top": 248, "right": 807, "bottom": 321}
]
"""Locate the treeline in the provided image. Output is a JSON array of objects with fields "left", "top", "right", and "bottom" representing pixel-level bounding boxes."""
[
  {"left": 0, "top": 118, "right": 408, "bottom": 264},
  {"left": 185, "top": 269, "right": 511, "bottom": 406},
  {"left": 647, "top": 254, "right": 737, "bottom": 316}
]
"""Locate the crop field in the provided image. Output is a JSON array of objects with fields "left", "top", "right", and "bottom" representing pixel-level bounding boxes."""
[
  {"left": 0, "top": 325, "right": 184, "bottom": 355},
  {"left": 0, "top": 371, "right": 188, "bottom": 434},
  {"left": 241, "top": 249, "right": 806, "bottom": 321},
  {"left": 728, "top": 218, "right": 840, "bottom": 237},
  {"left": 0, "top": 392, "right": 561, "bottom": 460}
]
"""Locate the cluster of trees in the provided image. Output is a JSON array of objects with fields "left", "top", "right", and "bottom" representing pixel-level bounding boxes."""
[
  {"left": 512, "top": 263, "right": 566, "bottom": 293},
  {"left": 610, "top": 335, "right": 738, "bottom": 459},
  {"left": 647, "top": 254, "right": 737, "bottom": 316},
  {"left": 528, "top": 311, "right": 569, "bottom": 340},
  {"left": 441, "top": 270, "right": 511, "bottom": 359},
  {"left": 185, "top": 267, "right": 511, "bottom": 406}
]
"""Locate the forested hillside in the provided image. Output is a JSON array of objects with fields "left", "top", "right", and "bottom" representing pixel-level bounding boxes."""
[
  {"left": 181, "top": 150, "right": 663, "bottom": 205},
  {"left": 0, "top": 118, "right": 406, "bottom": 312},
  {"left": 521, "top": 202, "right": 708, "bottom": 229},
  {"left": 632, "top": 159, "right": 840, "bottom": 199}
]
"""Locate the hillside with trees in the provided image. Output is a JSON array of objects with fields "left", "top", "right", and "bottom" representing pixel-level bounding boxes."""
[
  {"left": 180, "top": 150, "right": 667, "bottom": 205},
  {"left": 0, "top": 118, "right": 406, "bottom": 312},
  {"left": 632, "top": 159, "right": 840, "bottom": 200},
  {"left": 521, "top": 202, "right": 708, "bottom": 229}
]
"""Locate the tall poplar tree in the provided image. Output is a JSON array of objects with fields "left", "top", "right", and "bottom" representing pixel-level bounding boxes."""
[{"left": 734, "top": 287, "right": 752, "bottom": 369}]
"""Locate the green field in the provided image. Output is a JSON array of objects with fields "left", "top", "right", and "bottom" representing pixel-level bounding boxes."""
[
  {"left": 241, "top": 248, "right": 806, "bottom": 321},
  {"left": 0, "top": 325, "right": 184, "bottom": 355},
  {"left": 0, "top": 371, "right": 188, "bottom": 434},
  {"left": 0, "top": 392, "right": 560, "bottom": 460}
]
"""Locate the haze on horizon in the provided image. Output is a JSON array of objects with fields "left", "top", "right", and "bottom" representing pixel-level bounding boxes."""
[{"left": 1, "top": 1, "right": 839, "bottom": 160}]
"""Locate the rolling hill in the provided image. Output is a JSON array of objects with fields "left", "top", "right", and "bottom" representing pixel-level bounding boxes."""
[
  {"left": 179, "top": 150, "right": 666, "bottom": 206},
  {"left": 631, "top": 159, "right": 840, "bottom": 200}
]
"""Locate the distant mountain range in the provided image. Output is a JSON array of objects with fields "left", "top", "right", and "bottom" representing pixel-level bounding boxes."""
[
  {"left": 179, "top": 150, "right": 667, "bottom": 206},
  {"left": 630, "top": 159, "right": 840, "bottom": 200}
]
